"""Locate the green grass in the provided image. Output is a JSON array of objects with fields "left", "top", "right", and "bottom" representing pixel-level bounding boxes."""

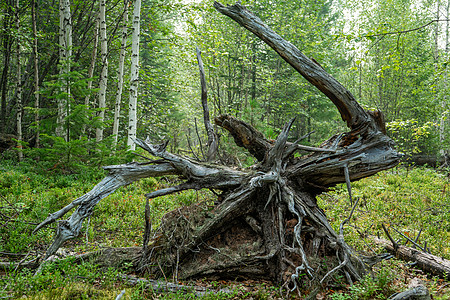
[{"left": 1, "top": 160, "right": 449, "bottom": 299}]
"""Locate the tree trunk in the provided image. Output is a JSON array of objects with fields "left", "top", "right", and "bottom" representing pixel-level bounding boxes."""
[
  {"left": 96, "top": 0, "right": 108, "bottom": 143},
  {"left": 0, "top": 0, "right": 13, "bottom": 135},
  {"left": 81, "top": 16, "right": 99, "bottom": 138},
  {"left": 35, "top": 1, "right": 402, "bottom": 293},
  {"left": 113, "top": 0, "right": 129, "bottom": 150},
  {"left": 15, "top": 0, "right": 22, "bottom": 161},
  {"left": 196, "top": 47, "right": 218, "bottom": 162},
  {"left": 373, "top": 238, "right": 450, "bottom": 279},
  {"left": 127, "top": 0, "right": 141, "bottom": 151},
  {"left": 440, "top": 0, "right": 450, "bottom": 167},
  {"left": 31, "top": 0, "right": 40, "bottom": 148},
  {"left": 56, "top": 0, "right": 72, "bottom": 141}
]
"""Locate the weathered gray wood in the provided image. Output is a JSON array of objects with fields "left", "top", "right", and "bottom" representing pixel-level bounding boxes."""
[
  {"left": 288, "top": 132, "right": 401, "bottom": 188},
  {"left": 215, "top": 114, "right": 401, "bottom": 189},
  {"left": 196, "top": 47, "right": 218, "bottom": 162},
  {"left": 34, "top": 162, "right": 178, "bottom": 259},
  {"left": 374, "top": 237, "right": 450, "bottom": 278},
  {"left": 389, "top": 286, "right": 430, "bottom": 300},
  {"left": 35, "top": 141, "right": 246, "bottom": 260},
  {"left": 34, "top": 162, "right": 177, "bottom": 234},
  {"left": 389, "top": 278, "right": 431, "bottom": 300}
]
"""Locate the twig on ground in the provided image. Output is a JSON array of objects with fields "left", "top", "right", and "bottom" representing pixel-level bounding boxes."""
[
  {"left": 382, "top": 224, "right": 398, "bottom": 251},
  {"left": 414, "top": 228, "right": 422, "bottom": 244},
  {"left": 391, "top": 227, "right": 426, "bottom": 252}
]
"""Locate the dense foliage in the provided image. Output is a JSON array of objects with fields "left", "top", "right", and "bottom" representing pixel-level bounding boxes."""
[{"left": 0, "top": 0, "right": 449, "bottom": 166}]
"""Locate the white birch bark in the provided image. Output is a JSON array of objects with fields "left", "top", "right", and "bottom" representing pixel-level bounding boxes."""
[
  {"left": 96, "top": 0, "right": 108, "bottom": 143},
  {"left": 15, "top": 0, "right": 22, "bottom": 161},
  {"left": 81, "top": 17, "right": 99, "bottom": 138},
  {"left": 113, "top": 0, "right": 129, "bottom": 150},
  {"left": 440, "top": 0, "right": 450, "bottom": 164},
  {"left": 56, "top": 0, "right": 72, "bottom": 141},
  {"left": 127, "top": 0, "right": 141, "bottom": 151},
  {"left": 32, "top": 0, "right": 39, "bottom": 147}
]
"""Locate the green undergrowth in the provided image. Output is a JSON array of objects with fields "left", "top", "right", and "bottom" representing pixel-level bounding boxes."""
[
  {"left": 318, "top": 166, "right": 450, "bottom": 259},
  {"left": 0, "top": 159, "right": 214, "bottom": 254},
  {"left": 1, "top": 160, "right": 450, "bottom": 299},
  {"left": 2, "top": 258, "right": 258, "bottom": 299},
  {"left": 318, "top": 166, "right": 450, "bottom": 300}
]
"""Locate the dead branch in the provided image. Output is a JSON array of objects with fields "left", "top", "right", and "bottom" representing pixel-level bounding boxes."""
[
  {"left": 374, "top": 237, "right": 450, "bottom": 278},
  {"left": 196, "top": 47, "right": 218, "bottom": 162}
]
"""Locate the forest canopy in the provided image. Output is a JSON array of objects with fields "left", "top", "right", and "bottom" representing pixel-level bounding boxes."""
[{"left": 0, "top": 0, "right": 448, "bottom": 166}]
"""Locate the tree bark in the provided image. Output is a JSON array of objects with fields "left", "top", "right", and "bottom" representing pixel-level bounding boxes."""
[
  {"left": 31, "top": 0, "right": 40, "bottom": 148},
  {"left": 374, "top": 237, "right": 450, "bottom": 279},
  {"left": 196, "top": 47, "right": 218, "bottom": 162},
  {"left": 35, "top": 1, "right": 402, "bottom": 292},
  {"left": 81, "top": 17, "right": 99, "bottom": 138},
  {"left": 96, "top": 0, "right": 108, "bottom": 143},
  {"left": 0, "top": 0, "right": 13, "bottom": 135},
  {"left": 15, "top": 0, "right": 22, "bottom": 161},
  {"left": 113, "top": 0, "right": 129, "bottom": 150},
  {"left": 440, "top": 0, "right": 450, "bottom": 167},
  {"left": 127, "top": 0, "right": 141, "bottom": 151},
  {"left": 56, "top": 0, "right": 72, "bottom": 141}
]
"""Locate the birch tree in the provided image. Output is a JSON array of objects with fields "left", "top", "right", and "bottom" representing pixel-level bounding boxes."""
[
  {"left": 81, "top": 17, "right": 99, "bottom": 138},
  {"left": 56, "top": 0, "right": 72, "bottom": 141},
  {"left": 15, "top": 0, "right": 22, "bottom": 161},
  {"left": 127, "top": 0, "right": 141, "bottom": 151},
  {"left": 113, "top": 0, "right": 129, "bottom": 150},
  {"left": 32, "top": 0, "right": 39, "bottom": 147},
  {"left": 440, "top": 0, "right": 450, "bottom": 166},
  {"left": 96, "top": 0, "right": 108, "bottom": 143}
]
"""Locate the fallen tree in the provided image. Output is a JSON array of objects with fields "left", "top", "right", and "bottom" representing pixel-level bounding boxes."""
[{"left": 34, "top": 1, "right": 402, "bottom": 293}]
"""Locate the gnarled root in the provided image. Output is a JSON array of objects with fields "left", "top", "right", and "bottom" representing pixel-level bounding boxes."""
[{"left": 138, "top": 179, "right": 367, "bottom": 291}]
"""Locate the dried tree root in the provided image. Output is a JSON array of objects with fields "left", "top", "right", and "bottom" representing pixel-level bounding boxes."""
[{"left": 34, "top": 1, "right": 402, "bottom": 292}]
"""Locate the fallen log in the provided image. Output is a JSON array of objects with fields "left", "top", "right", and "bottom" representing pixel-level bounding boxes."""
[
  {"left": 405, "top": 155, "right": 446, "bottom": 168},
  {"left": 373, "top": 237, "right": 450, "bottom": 279}
]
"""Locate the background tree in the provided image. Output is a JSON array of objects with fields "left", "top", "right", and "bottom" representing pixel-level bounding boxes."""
[
  {"left": 56, "top": 0, "right": 72, "bottom": 140},
  {"left": 112, "top": 0, "right": 129, "bottom": 150},
  {"left": 15, "top": 0, "right": 23, "bottom": 161},
  {"left": 32, "top": 0, "right": 40, "bottom": 148},
  {"left": 0, "top": 0, "right": 14, "bottom": 135},
  {"left": 96, "top": 0, "right": 108, "bottom": 143},
  {"left": 127, "top": 0, "right": 141, "bottom": 151}
]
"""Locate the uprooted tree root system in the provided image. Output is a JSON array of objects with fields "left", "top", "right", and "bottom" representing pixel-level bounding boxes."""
[
  {"left": 33, "top": 1, "right": 403, "bottom": 294},
  {"left": 142, "top": 188, "right": 346, "bottom": 288}
]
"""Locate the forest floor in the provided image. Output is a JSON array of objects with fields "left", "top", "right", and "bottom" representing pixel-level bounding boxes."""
[{"left": 1, "top": 160, "right": 450, "bottom": 299}]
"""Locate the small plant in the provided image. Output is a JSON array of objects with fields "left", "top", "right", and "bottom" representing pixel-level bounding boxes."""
[{"left": 330, "top": 292, "right": 353, "bottom": 300}]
